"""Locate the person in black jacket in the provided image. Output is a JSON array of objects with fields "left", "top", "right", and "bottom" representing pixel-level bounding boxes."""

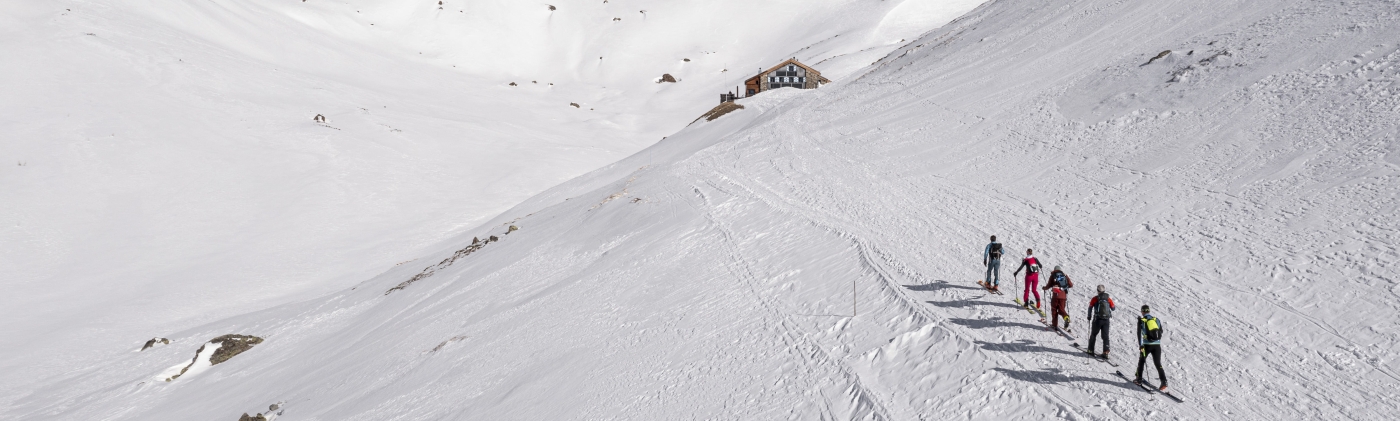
[
  {"left": 1136, "top": 305, "right": 1168, "bottom": 392},
  {"left": 983, "top": 236, "right": 1003, "bottom": 291},
  {"left": 1086, "top": 285, "right": 1116, "bottom": 358}
]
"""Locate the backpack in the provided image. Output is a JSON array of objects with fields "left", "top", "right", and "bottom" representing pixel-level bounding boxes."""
[
  {"left": 1052, "top": 271, "right": 1071, "bottom": 289},
  {"left": 1142, "top": 316, "right": 1162, "bottom": 341},
  {"left": 989, "top": 243, "right": 1002, "bottom": 259},
  {"left": 1094, "top": 293, "right": 1112, "bottom": 319},
  {"left": 1026, "top": 257, "right": 1040, "bottom": 273}
]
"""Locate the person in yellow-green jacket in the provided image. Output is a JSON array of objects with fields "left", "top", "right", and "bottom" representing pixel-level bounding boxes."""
[{"left": 1135, "top": 305, "right": 1168, "bottom": 392}]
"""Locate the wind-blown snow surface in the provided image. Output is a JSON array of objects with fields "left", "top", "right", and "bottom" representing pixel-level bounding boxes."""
[
  {"left": 7, "top": 0, "right": 1400, "bottom": 419},
  {"left": 0, "top": 0, "right": 985, "bottom": 405}
]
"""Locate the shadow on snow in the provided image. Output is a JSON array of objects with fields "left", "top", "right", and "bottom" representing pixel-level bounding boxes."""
[
  {"left": 945, "top": 316, "right": 1043, "bottom": 331},
  {"left": 992, "top": 366, "right": 1141, "bottom": 392},
  {"left": 903, "top": 280, "right": 983, "bottom": 292},
  {"left": 929, "top": 299, "right": 1024, "bottom": 310},
  {"left": 973, "top": 339, "right": 1084, "bottom": 358}
]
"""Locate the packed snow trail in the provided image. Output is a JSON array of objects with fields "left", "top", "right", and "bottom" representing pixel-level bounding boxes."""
[{"left": 7, "top": 0, "right": 1400, "bottom": 419}]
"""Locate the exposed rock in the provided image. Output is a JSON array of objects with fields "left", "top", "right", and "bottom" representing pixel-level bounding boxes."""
[
  {"left": 209, "top": 334, "right": 264, "bottom": 365},
  {"left": 170, "top": 335, "right": 262, "bottom": 381},
  {"left": 508, "top": 82, "right": 516, "bottom": 86},
  {"left": 507, "top": 225, "right": 518, "bottom": 234},
  {"left": 1142, "top": 49, "right": 1171, "bottom": 66},
  {"left": 547, "top": 5, "right": 555, "bottom": 11},
  {"left": 430, "top": 335, "right": 467, "bottom": 352},
  {"left": 141, "top": 337, "right": 170, "bottom": 351},
  {"left": 386, "top": 236, "right": 500, "bottom": 295},
  {"left": 690, "top": 102, "right": 744, "bottom": 125},
  {"left": 570, "top": 102, "right": 580, "bottom": 108},
  {"left": 657, "top": 73, "right": 677, "bottom": 83}
]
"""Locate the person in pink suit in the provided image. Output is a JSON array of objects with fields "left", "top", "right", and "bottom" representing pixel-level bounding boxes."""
[{"left": 1013, "top": 248, "right": 1043, "bottom": 309}]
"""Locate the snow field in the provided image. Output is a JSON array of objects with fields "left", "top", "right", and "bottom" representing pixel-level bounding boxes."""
[
  {"left": 0, "top": 0, "right": 985, "bottom": 409},
  {"left": 6, "top": 0, "right": 1400, "bottom": 419}
]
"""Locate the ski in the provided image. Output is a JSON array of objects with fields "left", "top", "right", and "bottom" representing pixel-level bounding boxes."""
[
  {"left": 1116, "top": 371, "right": 1154, "bottom": 394},
  {"left": 1013, "top": 299, "right": 1036, "bottom": 314},
  {"left": 1071, "top": 342, "right": 1118, "bottom": 366},
  {"left": 976, "top": 281, "right": 1003, "bottom": 295},
  {"left": 1056, "top": 328, "right": 1074, "bottom": 340},
  {"left": 1156, "top": 382, "right": 1185, "bottom": 402},
  {"left": 1039, "top": 318, "right": 1074, "bottom": 339},
  {"left": 1054, "top": 315, "right": 1075, "bottom": 335}
]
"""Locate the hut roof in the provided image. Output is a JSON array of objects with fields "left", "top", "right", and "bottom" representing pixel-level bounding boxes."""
[{"left": 745, "top": 58, "right": 831, "bottom": 84}]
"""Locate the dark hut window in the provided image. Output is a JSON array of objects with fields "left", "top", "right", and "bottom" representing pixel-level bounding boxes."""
[{"left": 766, "top": 64, "right": 811, "bottom": 89}]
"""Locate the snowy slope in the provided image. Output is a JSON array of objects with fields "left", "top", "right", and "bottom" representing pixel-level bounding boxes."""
[
  {"left": 7, "top": 0, "right": 1400, "bottom": 419},
  {"left": 0, "top": 0, "right": 985, "bottom": 404}
]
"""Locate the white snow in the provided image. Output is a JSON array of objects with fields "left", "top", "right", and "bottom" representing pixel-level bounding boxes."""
[
  {"left": 0, "top": 0, "right": 978, "bottom": 409},
  {"left": 6, "top": 0, "right": 1400, "bottom": 419},
  {"left": 153, "top": 340, "right": 221, "bottom": 383}
]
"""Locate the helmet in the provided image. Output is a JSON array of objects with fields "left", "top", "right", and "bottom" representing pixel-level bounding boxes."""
[
  {"left": 1097, "top": 285, "right": 1105, "bottom": 293},
  {"left": 1053, "top": 265, "right": 1061, "bottom": 271},
  {"left": 1141, "top": 305, "right": 1151, "bottom": 313}
]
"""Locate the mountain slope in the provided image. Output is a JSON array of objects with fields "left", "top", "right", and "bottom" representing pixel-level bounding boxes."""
[
  {"left": 7, "top": 0, "right": 1400, "bottom": 419},
  {"left": 0, "top": 0, "right": 986, "bottom": 402}
]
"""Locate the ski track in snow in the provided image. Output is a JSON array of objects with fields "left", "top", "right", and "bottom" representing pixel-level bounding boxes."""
[{"left": 7, "top": 0, "right": 1400, "bottom": 419}]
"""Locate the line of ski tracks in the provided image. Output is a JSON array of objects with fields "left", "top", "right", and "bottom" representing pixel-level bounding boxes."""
[
  {"left": 681, "top": 126, "right": 1164, "bottom": 418},
  {"left": 697, "top": 131, "right": 1395, "bottom": 419},
  {"left": 691, "top": 183, "right": 895, "bottom": 420},
  {"left": 691, "top": 172, "right": 1108, "bottom": 419}
]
